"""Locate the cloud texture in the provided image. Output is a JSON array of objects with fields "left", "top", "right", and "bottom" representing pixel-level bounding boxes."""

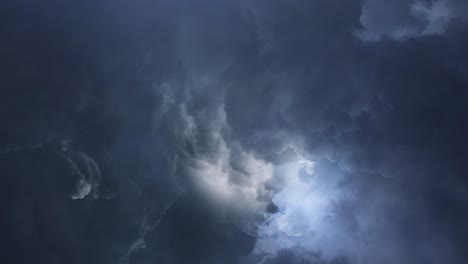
[{"left": 1, "top": 0, "right": 468, "bottom": 263}]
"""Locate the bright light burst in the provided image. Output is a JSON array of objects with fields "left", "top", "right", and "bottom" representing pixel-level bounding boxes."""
[{"left": 254, "top": 155, "right": 356, "bottom": 260}]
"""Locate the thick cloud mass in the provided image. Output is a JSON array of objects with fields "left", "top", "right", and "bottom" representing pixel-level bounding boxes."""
[{"left": 1, "top": 0, "right": 468, "bottom": 264}]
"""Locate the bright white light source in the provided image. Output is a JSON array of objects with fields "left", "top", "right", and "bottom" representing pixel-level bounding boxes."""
[
  {"left": 298, "top": 159, "right": 315, "bottom": 175},
  {"left": 254, "top": 156, "right": 351, "bottom": 259}
]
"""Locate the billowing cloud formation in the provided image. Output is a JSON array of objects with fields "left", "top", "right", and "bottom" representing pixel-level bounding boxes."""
[
  {"left": 151, "top": 80, "right": 274, "bottom": 234},
  {"left": 2, "top": 0, "right": 468, "bottom": 264}
]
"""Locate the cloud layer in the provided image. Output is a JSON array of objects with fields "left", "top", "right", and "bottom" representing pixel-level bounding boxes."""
[{"left": 1, "top": 0, "right": 468, "bottom": 264}]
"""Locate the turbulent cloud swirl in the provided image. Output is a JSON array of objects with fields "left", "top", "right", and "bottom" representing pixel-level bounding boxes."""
[{"left": 1, "top": 0, "right": 468, "bottom": 264}]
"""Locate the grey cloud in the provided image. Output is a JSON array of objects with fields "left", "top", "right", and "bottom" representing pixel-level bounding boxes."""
[
  {"left": 358, "top": 0, "right": 468, "bottom": 41},
  {"left": 64, "top": 149, "right": 101, "bottom": 200}
]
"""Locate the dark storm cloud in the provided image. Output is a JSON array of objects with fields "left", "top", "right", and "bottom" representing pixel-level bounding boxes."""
[
  {"left": 2, "top": 0, "right": 468, "bottom": 264},
  {"left": 226, "top": 1, "right": 468, "bottom": 263},
  {"left": 2, "top": 1, "right": 269, "bottom": 263},
  {"left": 326, "top": 35, "right": 468, "bottom": 263}
]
